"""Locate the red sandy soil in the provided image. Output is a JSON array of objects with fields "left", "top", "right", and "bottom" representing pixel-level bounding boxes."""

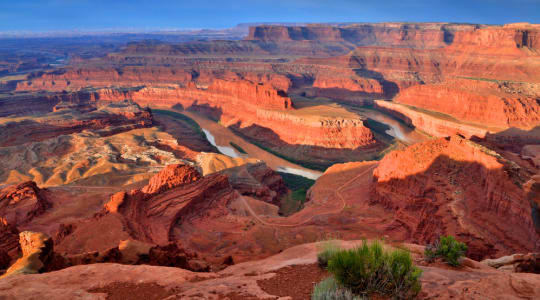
[
  {"left": 88, "top": 282, "right": 178, "bottom": 300},
  {"left": 257, "top": 263, "right": 328, "bottom": 300}
]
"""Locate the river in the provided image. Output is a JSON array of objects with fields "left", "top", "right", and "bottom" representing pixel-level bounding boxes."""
[
  {"left": 179, "top": 111, "right": 324, "bottom": 180},
  {"left": 201, "top": 128, "right": 321, "bottom": 180},
  {"left": 162, "top": 108, "right": 424, "bottom": 181},
  {"left": 348, "top": 106, "right": 428, "bottom": 145},
  {"left": 202, "top": 129, "right": 241, "bottom": 158}
]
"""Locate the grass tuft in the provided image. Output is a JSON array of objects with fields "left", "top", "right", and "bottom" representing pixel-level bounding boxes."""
[{"left": 317, "top": 239, "right": 341, "bottom": 268}]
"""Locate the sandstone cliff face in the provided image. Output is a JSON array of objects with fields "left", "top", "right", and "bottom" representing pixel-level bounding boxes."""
[
  {"left": 118, "top": 37, "right": 359, "bottom": 57},
  {"left": 306, "top": 72, "right": 386, "bottom": 104},
  {"left": 243, "top": 109, "right": 376, "bottom": 149},
  {"left": 0, "top": 182, "right": 51, "bottom": 267},
  {"left": 395, "top": 80, "right": 540, "bottom": 129},
  {"left": 371, "top": 136, "right": 539, "bottom": 259},
  {"left": 93, "top": 82, "right": 376, "bottom": 149},
  {"left": 47, "top": 238, "right": 210, "bottom": 273},
  {"left": 247, "top": 23, "right": 478, "bottom": 49},
  {"left": 16, "top": 58, "right": 361, "bottom": 97},
  {"left": 141, "top": 164, "right": 202, "bottom": 194},
  {"left": 0, "top": 219, "right": 19, "bottom": 270},
  {"left": 449, "top": 24, "right": 540, "bottom": 54},
  {"left": 92, "top": 79, "right": 292, "bottom": 111},
  {"left": 103, "top": 164, "right": 237, "bottom": 245},
  {"left": 195, "top": 153, "right": 287, "bottom": 206},
  {"left": 0, "top": 90, "right": 102, "bottom": 117},
  {"left": 16, "top": 67, "right": 193, "bottom": 91},
  {"left": 374, "top": 100, "right": 489, "bottom": 138},
  {"left": 1, "top": 231, "right": 210, "bottom": 277},
  {"left": 0, "top": 231, "right": 53, "bottom": 278},
  {"left": 15, "top": 68, "right": 378, "bottom": 150},
  {"left": 312, "top": 75, "right": 382, "bottom": 93},
  {"left": 320, "top": 24, "right": 540, "bottom": 98},
  {"left": 218, "top": 161, "right": 287, "bottom": 206}
]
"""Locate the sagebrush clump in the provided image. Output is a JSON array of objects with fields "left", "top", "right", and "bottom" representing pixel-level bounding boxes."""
[
  {"left": 311, "top": 276, "right": 363, "bottom": 300},
  {"left": 424, "top": 235, "right": 468, "bottom": 267},
  {"left": 326, "top": 240, "right": 422, "bottom": 300}
]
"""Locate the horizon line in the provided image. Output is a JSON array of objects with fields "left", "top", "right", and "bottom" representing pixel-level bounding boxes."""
[{"left": 0, "top": 21, "right": 536, "bottom": 39}]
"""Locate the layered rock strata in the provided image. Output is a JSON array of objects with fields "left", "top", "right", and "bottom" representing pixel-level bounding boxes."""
[{"left": 371, "top": 136, "right": 539, "bottom": 259}]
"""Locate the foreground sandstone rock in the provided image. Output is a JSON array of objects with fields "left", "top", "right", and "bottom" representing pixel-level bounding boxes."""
[
  {"left": 1, "top": 240, "right": 539, "bottom": 299},
  {"left": 1, "top": 229, "right": 211, "bottom": 276},
  {"left": 482, "top": 253, "right": 540, "bottom": 273}
]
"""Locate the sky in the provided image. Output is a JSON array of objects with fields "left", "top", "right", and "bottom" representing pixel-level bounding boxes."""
[{"left": 0, "top": 0, "right": 539, "bottom": 32}]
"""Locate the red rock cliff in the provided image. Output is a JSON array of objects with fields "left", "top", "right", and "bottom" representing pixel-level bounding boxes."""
[
  {"left": 371, "top": 136, "right": 539, "bottom": 259},
  {"left": 95, "top": 81, "right": 376, "bottom": 149},
  {"left": 395, "top": 79, "right": 540, "bottom": 129},
  {"left": 104, "top": 164, "right": 236, "bottom": 245},
  {"left": 247, "top": 23, "right": 478, "bottom": 49},
  {"left": 0, "top": 182, "right": 50, "bottom": 226}
]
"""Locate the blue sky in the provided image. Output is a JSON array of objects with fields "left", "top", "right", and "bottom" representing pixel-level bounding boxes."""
[{"left": 0, "top": 0, "right": 539, "bottom": 32}]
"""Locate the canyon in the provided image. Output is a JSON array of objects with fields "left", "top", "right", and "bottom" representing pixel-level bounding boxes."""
[{"left": 0, "top": 21, "right": 540, "bottom": 299}]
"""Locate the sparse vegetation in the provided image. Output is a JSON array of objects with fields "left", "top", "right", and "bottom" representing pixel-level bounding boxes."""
[
  {"left": 278, "top": 190, "right": 306, "bottom": 216},
  {"left": 399, "top": 103, "right": 462, "bottom": 123},
  {"left": 465, "top": 140, "right": 503, "bottom": 159},
  {"left": 364, "top": 118, "right": 393, "bottom": 140},
  {"left": 278, "top": 172, "right": 316, "bottom": 191},
  {"left": 312, "top": 276, "right": 363, "bottom": 300},
  {"left": 317, "top": 239, "right": 341, "bottom": 268},
  {"left": 152, "top": 109, "right": 221, "bottom": 152},
  {"left": 325, "top": 240, "right": 422, "bottom": 300},
  {"left": 243, "top": 139, "right": 329, "bottom": 171},
  {"left": 373, "top": 141, "right": 403, "bottom": 161},
  {"left": 457, "top": 76, "right": 514, "bottom": 84},
  {"left": 424, "top": 235, "right": 468, "bottom": 267},
  {"left": 277, "top": 172, "right": 316, "bottom": 215},
  {"left": 229, "top": 141, "right": 247, "bottom": 154},
  {"left": 152, "top": 109, "right": 204, "bottom": 134}
]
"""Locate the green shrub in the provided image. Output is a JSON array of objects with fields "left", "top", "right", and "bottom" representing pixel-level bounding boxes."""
[
  {"left": 312, "top": 277, "right": 363, "bottom": 300},
  {"left": 229, "top": 142, "right": 247, "bottom": 154},
  {"left": 424, "top": 236, "right": 467, "bottom": 267},
  {"left": 317, "top": 240, "right": 341, "bottom": 268},
  {"left": 327, "top": 240, "right": 422, "bottom": 300}
]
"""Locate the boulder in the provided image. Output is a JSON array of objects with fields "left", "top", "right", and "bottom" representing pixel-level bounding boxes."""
[{"left": 1, "top": 231, "right": 53, "bottom": 278}]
